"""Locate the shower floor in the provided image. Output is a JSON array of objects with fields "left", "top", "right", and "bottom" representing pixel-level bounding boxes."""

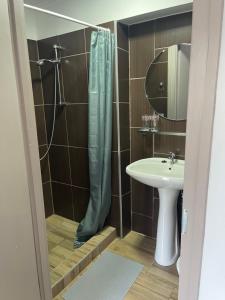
[{"left": 47, "top": 214, "right": 116, "bottom": 297}]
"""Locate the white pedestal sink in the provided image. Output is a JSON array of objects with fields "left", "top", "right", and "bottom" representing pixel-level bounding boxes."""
[{"left": 126, "top": 157, "right": 184, "bottom": 266}]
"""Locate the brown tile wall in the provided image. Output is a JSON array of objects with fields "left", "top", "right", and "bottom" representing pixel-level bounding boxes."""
[
  {"left": 129, "top": 12, "right": 192, "bottom": 238},
  {"left": 27, "top": 39, "right": 53, "bottom": 218},
  {"left": 118, "top": 22, "right": 131, "bottom": 236},
  {"left": 106, "top": 22, "right": 131, "bottom": 236},
  {"left": 28, "top": 13, "right": 191, "bottom": 238},
  {"left": 29, "top": 22, "right": 126, "bottom": 230},
  {"left": 36, "top": 28, "right": 92, "bottom": 223}
]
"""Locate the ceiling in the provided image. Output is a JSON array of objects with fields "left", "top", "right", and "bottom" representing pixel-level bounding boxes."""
[{"left": 24, "top": 0, "right": 193, "bottom": 39}]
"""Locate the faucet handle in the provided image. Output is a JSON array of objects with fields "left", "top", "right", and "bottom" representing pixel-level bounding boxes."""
[{"left": 168, "top": 152, "right": 176, "bottom": 158}]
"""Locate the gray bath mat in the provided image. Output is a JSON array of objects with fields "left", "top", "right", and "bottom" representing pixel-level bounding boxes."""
[{"left": 63, "top": 251, "right": 143, "bottom": 300}]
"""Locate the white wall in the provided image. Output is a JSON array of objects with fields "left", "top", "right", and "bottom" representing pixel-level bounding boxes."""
[
  {"left": 24, "top": 0, "right": 192, "bottom": 39},
  {"left": 198, "top": 3, "right": 225, "bottom": 299},
  {"left": 0, "top": 1, "right": 43, "bottom": 299}
]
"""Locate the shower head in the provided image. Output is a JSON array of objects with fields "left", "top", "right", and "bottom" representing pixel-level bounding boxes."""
[
  {"left": 35, "top": 44, "right": 63, "bottom": 66},
  {"left": 35, "top": 58, "right": 61, "bottom": 66},
  {"left": 53, "top": 44, "right": 65, "bottom": 50}
]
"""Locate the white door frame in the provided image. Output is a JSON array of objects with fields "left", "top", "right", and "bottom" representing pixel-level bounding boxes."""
[
  {"left": 6, "top": 0, "right": 52, "bottom": 299},
  {"left": 0, "top": 0, "right": 45, "bottom": 299},
  {"left": 198, "top": 4, "right": 225, "bottom": 297},
  {"left": 6, "top": 0, "right": 225, "bottom": 299},
  {"left": 179, "top": 0, "right": 224, "bottom": 299}
]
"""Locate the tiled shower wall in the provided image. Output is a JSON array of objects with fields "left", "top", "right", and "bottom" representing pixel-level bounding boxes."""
[
  {"left": 27, "top": 12, "right": 191, "bottom": 239},
  {"left": 37, "top": 28, "right": 93, "bottom": 223},
  {"left": 27, "top": 21, "right": 131, "bottom": 235},
  {"left": 27, "top": 39, "right": 53, "bottom": 218},
  {"left": 129, "top": 12, "right": 192, "bottom": 237},
  {"left": 108, "top": 22, "right": 131, "bottom": 236}
]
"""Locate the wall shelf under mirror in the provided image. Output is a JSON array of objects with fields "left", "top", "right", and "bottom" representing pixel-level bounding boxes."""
[{"left": 138, "top": 128, "right": 186, "bottom": 137}]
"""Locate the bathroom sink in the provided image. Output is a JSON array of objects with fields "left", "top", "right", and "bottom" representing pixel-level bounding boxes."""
[
  {"left": 126, "top": 157, "right": 185, "bottom": 267},
  {"left": 126, "top": 157, "right": 184, "bottom": 190}
]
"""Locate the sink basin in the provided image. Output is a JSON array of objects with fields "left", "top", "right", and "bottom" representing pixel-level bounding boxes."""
[
  {"left": 126, "top": 157, "right": 184, "bottom": 189},
  {"left": 126, "top": 157, "right": 185, "bottom": 266}
]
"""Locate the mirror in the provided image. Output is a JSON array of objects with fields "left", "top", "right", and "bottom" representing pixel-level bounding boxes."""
[{"left": 145, "top": 43, "right": 191, "bottom": 121}]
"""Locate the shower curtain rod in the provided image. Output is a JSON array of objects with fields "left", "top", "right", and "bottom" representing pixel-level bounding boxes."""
[{"left": 24, "top": 4, "right": 110, "bottom": 32}]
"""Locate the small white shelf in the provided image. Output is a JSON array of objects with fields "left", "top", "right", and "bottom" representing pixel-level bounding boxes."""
[{"left": 138, "top": 128, "right": 186, "bottom": 137}]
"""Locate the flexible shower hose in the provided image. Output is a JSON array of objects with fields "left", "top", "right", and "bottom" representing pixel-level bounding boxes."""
[{"left": 40, "top": 66, "right": 57, "bottom": 161}]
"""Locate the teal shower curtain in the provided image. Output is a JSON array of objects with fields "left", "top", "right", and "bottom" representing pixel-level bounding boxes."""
[{"left": 75, "top": 30, "right": 115, "bottom": 244}]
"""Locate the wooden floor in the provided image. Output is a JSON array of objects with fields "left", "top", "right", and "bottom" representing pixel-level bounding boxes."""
[
  {"left": 54, "top": 231, "right": 178, "bottom": 300},
  {"left": 47, "top": 214, "right": 116, "bottom": 296},
  {"left": 109, "top": 232, "right": 178, "bottom": 300},
  {"left": 47, "top": 215, "right": 78, "bottom": 285}
]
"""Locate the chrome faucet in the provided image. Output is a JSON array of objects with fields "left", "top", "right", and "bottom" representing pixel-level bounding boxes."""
[{"left": 168, "top": 152, "right": 176, "bottom": 165}]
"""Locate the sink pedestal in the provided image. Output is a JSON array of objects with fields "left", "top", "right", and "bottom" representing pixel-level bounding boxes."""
[
  {"left": 155, "top": 188, "right": 180, "bottom": 266},
  {"left": 126, "top": 157, "right": 184, "bottom": 266}
]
